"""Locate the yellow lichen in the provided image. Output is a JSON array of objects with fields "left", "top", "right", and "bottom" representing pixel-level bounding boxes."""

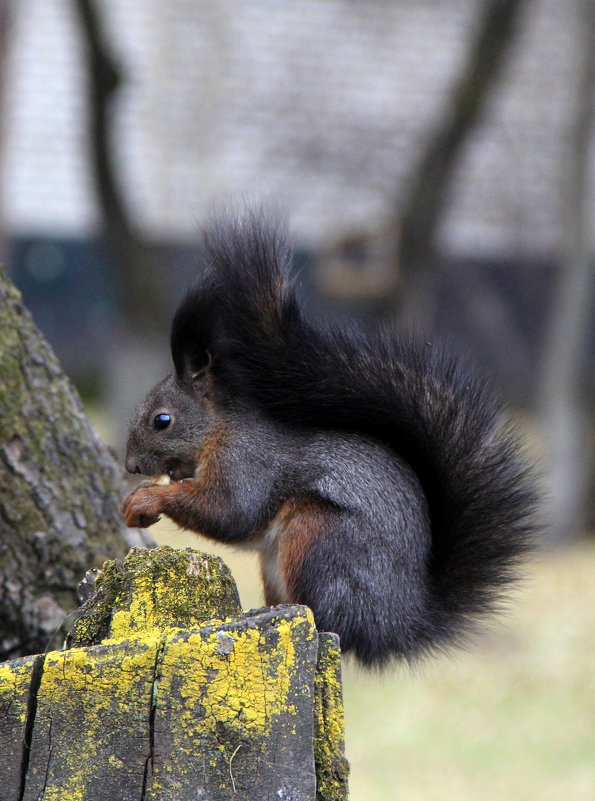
[
  {"left": 105, "top": 547, "right": 241, "bottom": 640},
  {"left": 0, "top": 658, "right": 37, "bottom": 724},
  {"left": 162, "top": 614, "right": 307, "bottom": 738},
  {"left": 0, "top": 546, "right": 347, "bottom": 798},
  {"left": 313, "top": 634, "right": 350, "bottom": 800},
  {"left": 140, "top": 608, "right": 317, "bottom": 796},
  {"left": 108, "top": 574, "right": 157, "bottom": 638},
  {"left": 68, "top": 547, "right": 242, "bottom": 647},
  {"left": 29, "top": 639, "right": 160, "bottom": 799}
]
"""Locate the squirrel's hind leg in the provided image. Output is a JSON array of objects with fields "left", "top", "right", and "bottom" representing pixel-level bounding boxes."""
[{"left": 271, "top": 497, "right": 428, "bottom": 666}]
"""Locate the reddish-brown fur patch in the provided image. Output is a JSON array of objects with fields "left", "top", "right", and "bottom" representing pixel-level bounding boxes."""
[
  {"left": 277, "top": 498, "right": 328, "bottom": 602},
  {"left": 197, "top": 425, "right": 228, "bottom": 483}
]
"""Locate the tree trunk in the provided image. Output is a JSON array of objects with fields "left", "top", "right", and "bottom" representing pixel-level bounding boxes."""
[
  {"left": 392, "top": 0, "right": 528, "bottom": 326},
  {"left": 75, "top": 0, "right": 165, "bottom": 333},
  {"left": 537, "top": 0, "right": 595, "bottom": 543},
  {"left": 0, "top": 269, "right": 152, "bottom": 660},
  {"left": 74, "top": 0, "right": 171, "bottom": 451}
]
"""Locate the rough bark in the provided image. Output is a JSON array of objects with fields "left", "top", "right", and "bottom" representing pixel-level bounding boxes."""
[
  {"left": 0, "top": 547, "right": 349, "bottom": 801},
  {"left": 0, "top": 269, "right": 151, "bottom": 660}
]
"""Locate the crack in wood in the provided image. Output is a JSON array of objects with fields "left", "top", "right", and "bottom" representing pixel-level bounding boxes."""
[
  {"left": 140, "top": 639, "right": 165, "bottom": 800},
  {"left": 17, "top": 654, "right": 44, "bottom": 801}
]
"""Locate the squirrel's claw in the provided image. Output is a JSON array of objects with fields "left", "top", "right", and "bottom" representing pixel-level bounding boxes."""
[{"left": 121, "top": 486, "right": 164, "bottom": 529}]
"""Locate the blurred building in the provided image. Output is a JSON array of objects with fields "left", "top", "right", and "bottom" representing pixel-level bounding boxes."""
[{"left": 0, "top": 0, "right": 590, "bottom": 392}]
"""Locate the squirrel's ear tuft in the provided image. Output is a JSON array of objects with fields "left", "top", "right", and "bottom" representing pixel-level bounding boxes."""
[
  {"left": 170, "top": 208, "right": 295, "bottom": 391},
  {"left": 170, "top": 276, "right": 218, "bottom": 378}
]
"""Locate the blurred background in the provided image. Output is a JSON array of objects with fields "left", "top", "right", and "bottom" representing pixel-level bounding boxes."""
[{"left": 0, "top": 1, "right": 593, "bottom": 798}]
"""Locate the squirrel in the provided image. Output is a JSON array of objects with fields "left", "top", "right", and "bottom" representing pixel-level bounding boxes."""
[{"left": 122, "top": 210, "right": 536, "bottom": 667}]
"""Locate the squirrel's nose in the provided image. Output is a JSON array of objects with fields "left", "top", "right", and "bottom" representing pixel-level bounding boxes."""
[{"left": 125, "top": 457, "right": 141, "bottom": 475}]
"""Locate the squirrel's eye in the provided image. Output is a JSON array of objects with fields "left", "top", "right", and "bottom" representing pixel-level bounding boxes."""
[{"left": 153, "top": 413, "right": 171, "bottom": 431}]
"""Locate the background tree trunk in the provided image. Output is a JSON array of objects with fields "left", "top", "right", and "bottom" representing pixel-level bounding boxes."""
[
  {"left": 75, "top": 0, "right": 164, "bottom": 333},
  {"left": 0, "top": 269, "right": 152, "bottom": 661},
  {"left": 75, "top": 0, "right": 170, "bottom": 451},
  {"left": 392, "top": 0, "right": 528, "bottom": 327},
  {"left": 537, "top": 0, "right": 595, "bottom": 543}
]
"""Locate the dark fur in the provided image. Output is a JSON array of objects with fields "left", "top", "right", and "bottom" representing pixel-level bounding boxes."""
[{"left": 128, "top": 210, "right": 536, "bottom": 666}]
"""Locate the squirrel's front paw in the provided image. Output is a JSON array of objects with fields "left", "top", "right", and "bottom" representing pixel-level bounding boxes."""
[{"left": 121, "top": 487, "right": 164, "bottom": 528}]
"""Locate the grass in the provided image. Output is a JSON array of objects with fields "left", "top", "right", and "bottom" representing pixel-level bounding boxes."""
[
  {"left": 342, "top": 543, "right": 595, "bottom": 801},
  {"left": 152, "top": 521, "right": 595, "bottom": 801}
]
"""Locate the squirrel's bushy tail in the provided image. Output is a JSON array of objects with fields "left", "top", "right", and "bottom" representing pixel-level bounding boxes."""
[{"left": 173, "top": 211, "right": 537, "bottom": 660}]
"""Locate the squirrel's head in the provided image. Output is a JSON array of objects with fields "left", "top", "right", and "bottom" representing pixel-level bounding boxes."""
[{"left": 125, "top": 371, "right": 212, "bottom": 481}]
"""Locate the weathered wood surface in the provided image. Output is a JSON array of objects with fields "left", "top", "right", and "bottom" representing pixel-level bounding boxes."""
[{"left": 0, "top": 546, "right": 349, "bottom": 801}]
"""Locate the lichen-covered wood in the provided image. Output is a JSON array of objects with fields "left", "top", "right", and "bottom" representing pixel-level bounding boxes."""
[
  {"left": 0, "top": 546, "right": 349, "bottom": 800},
  {"left": 67, "top": 546, "right": 242, "bottom": 647},
  {"left": 314, "top": 634, "right": 350, "bottom": 799},
  {"left": 22, "top": 639, "right": 158, "bottom": 801},
  {"left": 0, "top": 268, "right": 152, "bottom": 660},
  {"left": 0, "top": 653, "right": 43, "bottom": 798}
]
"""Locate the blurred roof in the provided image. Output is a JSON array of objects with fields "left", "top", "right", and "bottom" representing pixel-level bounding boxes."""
[{"left": 1, "top": 0, "right": 584, "bottom": 258}]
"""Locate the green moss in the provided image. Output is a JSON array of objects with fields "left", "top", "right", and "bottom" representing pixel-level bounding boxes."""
[
  {"left": 107, "top": 547, "right": 241, "bottom": 638},
  {"left": 68, "top": 546, "right": 242, "bottom": 646},
  {"left": 0, "top": 269, "right": 136, "bottom": 652}
]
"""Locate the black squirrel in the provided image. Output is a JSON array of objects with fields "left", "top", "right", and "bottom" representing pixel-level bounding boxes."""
[{"left": 122, "top": 210, "right": 536, "bottom": 666}]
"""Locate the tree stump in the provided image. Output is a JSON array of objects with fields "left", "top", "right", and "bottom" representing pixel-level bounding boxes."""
[{"left": 0, "top": 546, "right": 349, "bottom": 800}]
